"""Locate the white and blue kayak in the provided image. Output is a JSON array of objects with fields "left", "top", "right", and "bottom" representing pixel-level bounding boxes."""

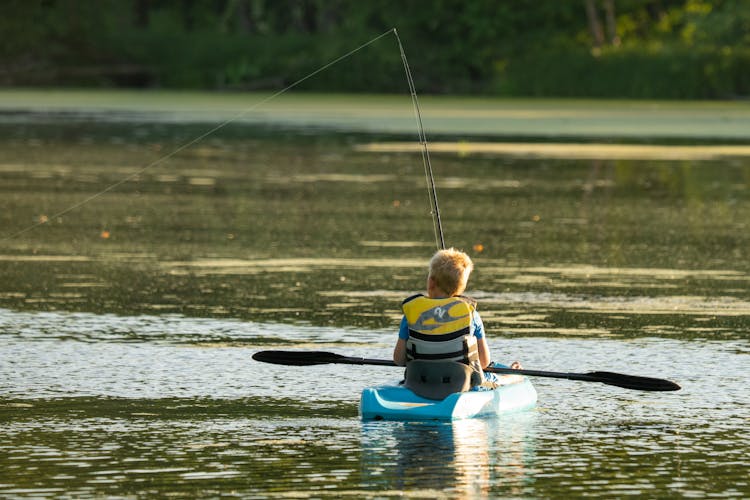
[{"left": 360, "top": 375, "right": 537, "bottom": 421}]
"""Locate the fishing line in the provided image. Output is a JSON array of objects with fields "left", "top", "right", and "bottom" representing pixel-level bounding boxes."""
[
  {"left": 3, "top": 28, "right": 443, "bottom": 250},
  {"left": 1, "top": 28, "right": 395, "bottom": 242},
  {"left": 393, "top": 28, "right": 445, "bottom": 251}
]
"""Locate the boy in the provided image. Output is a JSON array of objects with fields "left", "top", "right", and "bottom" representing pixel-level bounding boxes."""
[{"left": 393, "top": 248, "right": 519, "bottom": 397}]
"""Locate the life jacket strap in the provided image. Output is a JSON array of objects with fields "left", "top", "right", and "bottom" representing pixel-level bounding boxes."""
[{"left": 406, "top": 335, "right": 479, "bottom": 365}]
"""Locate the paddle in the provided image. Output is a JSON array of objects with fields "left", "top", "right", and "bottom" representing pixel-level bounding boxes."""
[{"left": 251, "top": 350, "right": 681, "bottom": 392}]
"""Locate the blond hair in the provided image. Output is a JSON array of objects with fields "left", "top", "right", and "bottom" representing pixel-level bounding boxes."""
[{"left": 429, "top": 248, "right": 474, "bottom": 296}]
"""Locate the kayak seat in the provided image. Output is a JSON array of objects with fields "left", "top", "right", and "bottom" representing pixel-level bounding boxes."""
[{"left": 404, "top": 360, "right": 481, "bottom": 400}]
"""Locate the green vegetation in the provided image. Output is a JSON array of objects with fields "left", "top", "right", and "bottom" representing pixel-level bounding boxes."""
[
  {"left": 1, "top": 0, "right": 749, "bottom": 98},
  {"left": 4, "top": 90, "right": 750, "bottom": 141}
]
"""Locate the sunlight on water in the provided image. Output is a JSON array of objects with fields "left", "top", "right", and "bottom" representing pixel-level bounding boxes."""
[
  {"left": 356, "top": 141, "right": 750, "bottom": 160},
  {"left": 358, "top": 240, "right": 434, "bottom": 248}
]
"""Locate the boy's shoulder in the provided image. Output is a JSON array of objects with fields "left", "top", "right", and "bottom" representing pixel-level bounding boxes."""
[
  {"left": 457, "top": 295, "right": 478, "bottom": 308},
  {"left": 401, "top": 293, "right": 477, "bottom": 308},
  {"left": 401, "top": 293, "right": 425, "bottom": 306}
]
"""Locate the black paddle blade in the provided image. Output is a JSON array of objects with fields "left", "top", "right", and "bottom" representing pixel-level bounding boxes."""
[
  {"left": 252, "top": 350, "right": 345, "bottom": 366},
  {"left": 588, "top": 371, "right": 681, "bottom": 392}
]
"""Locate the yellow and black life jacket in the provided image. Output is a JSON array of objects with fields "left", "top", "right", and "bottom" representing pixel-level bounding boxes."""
[{"left": 401, "top": 294, "right": 482, "bottom": 372}]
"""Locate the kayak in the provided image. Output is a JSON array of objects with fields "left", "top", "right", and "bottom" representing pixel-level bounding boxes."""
[{"left": 360, "top": 375, "right": 537, "bottom": 421}]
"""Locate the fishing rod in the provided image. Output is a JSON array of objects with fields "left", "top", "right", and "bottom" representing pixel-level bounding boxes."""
[{"left": 393, "top": 28, "right": 446, "bottom": 251}]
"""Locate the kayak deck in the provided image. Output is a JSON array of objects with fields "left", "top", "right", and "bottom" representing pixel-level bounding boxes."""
[{"left": 360, "top": 376, "right": 537, "bottom": 421}]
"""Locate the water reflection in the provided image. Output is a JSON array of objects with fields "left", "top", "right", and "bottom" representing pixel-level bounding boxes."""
[{"left": 361, "top": 415, "right": 536, "bottom": 498}]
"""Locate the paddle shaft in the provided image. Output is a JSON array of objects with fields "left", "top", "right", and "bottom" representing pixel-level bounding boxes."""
[
  {"left": 486, "top": 366, "right": 604, "bottom": 382},
  {"left": 329, "top": 356, "right": 396, "bottom": 366},
  {"left": 323, "top": 357, "right": 615, "bottom": 385},
  {"left": 251, "top": 350, "right": 680, "bottom": 391},
  {"left": 317, "top": 357, "right": 600, "bottom": 381}
]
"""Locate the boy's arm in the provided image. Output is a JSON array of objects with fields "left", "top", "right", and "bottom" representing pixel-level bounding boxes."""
[
  {"left": 477, "top": 337, "right": 491, "bottom": 369},
  {"left": 473, "top": 310, "right": 492, "bottom": 368},
  {"left": 393, "top": 338, "right": 407, "bottom": 366},
  {"left": 393, "top": 315, "right": 409, "bottom": 366}
]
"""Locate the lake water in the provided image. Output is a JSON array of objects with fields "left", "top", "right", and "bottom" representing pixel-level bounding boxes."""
[{"left": 1, "top": 106, "right": 748, "bottom": 498}]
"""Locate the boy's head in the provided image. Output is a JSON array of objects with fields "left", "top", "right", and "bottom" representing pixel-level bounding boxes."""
[{"left": 428, "top": 248, "right": 474, "bottom": 297}]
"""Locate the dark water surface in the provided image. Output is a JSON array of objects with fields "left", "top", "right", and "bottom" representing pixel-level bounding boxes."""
[{"left": 1, "top": 115, "right": 748, "bottom": 498}]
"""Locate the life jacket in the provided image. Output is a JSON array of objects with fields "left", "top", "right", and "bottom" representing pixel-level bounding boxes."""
[{"left": 401, "top": 294, "right": 484, "bottom": 398}]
